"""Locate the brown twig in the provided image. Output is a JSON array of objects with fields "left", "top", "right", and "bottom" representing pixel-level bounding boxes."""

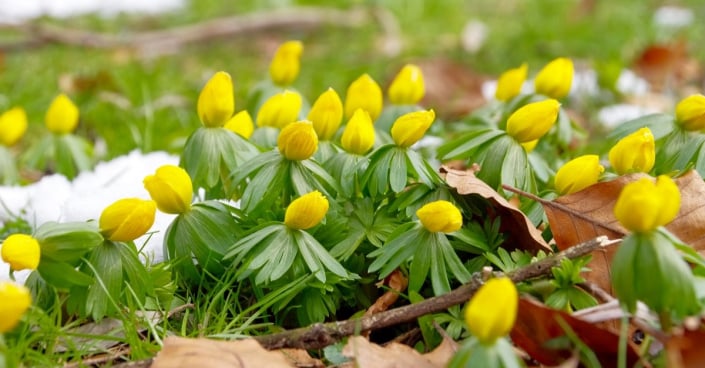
[{"left": 254, "top": 236, "right": 617, "bottom": 350}]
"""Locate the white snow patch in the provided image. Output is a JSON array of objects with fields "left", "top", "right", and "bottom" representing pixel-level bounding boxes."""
[{"left": 0, "top": 0, "right": 185, "bottom": 23}]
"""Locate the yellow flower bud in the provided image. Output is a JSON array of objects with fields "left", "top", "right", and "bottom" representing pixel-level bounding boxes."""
[
  {"left": 269, "top": 40, "right": 303, "bottom": 87},
  {"left": 614, "top": 175, "right": 680, "bottom": 233},
  {"left": 554, "top": 155, "right": 604, "bottom": 195},
  {"left": 390, "top": 109, "right": 435, "bottom": 148},
  {"left": 99, "top": 198, "right": 157, "bottom": 242},
  {"left": 388, "top": 64, "right": 425, "bottom": 105},
  {"left": 284, "top": 191, "right": 329, "bottom": 230},
  {"left": 224, "top": 110, "right": 255, "bottom": 139},
  {"left": 608, "top": 127, "right": 655, "bottom": 175},
  {"left": 416, "top": 200, "right": 462, "bottom": 233},
  {"left": 1, "top": 234, "right": 40, "bottom": 271},
  {"left": 45, "top": 93, "right": 79, "bottom": 134},
  {"left": 344, "top": 74, "right": 383, "bottom": 121},
  {"left": 341, "top": 108, "right": 375, "bottom": 155},
  {"left": 0, "top": 107, "right": 28, "bottom": 147},
  {"left": 464, "top": 277, "right": 518, "bottom": 345},
  {"left": 505, "top": 99, "right": 560, "bottom": 143},
  {"left": 534, "top": 57, "right": 574, "bottom": 99},
  {"left": 197, "top": 71, "right": 235, "bottom": 128},
  {"left": 495, "top": 63, "right": 528, "bottom": 101},
  {"left": 675, "top": 94, "right": 705, "bottom": 131},
  {"left": 256, "top": 90, "right": 303, "bottom": 129},
  {"left": 0, "top": 282, "right": 32, "bottom": 333},
  {"left": 143, "top": 165, "right": 193, "bottom": 214},
  {"left": 520, "top": 139, "right": 538, "bottom": 153},
  {"left": 308, "top": 88, "right": 343, "bottom": 141},
  {"left": 277, "top": 120, "right": 318, "bottom": 161}
]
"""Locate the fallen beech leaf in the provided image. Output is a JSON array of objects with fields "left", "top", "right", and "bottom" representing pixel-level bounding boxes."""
[
  {"left": 278, "top": 348, "right": 325, "bottom": 368},
  {"left": 543, "top": 170, "right": 705, "bottom": 292},
  {"left": 666, "top": 328, "right": 705, "bottom": 368},
  {"left": 441, "top": 167, "right": 551, "bottom": 254},
  {"left": 510, "top": 298, "right": 642, "bottom": 367},
  {"left": 342, "top": 336, "right": 451, "bottom": 368},
  {"left": 152, "top": 337, "right": 294, "bottom": 368},
  {"left": 365, "top": 270, "right": 408, "bottom": 316},
  {"left": 422, "top": 335, "right": 459, "bottom": 367}
]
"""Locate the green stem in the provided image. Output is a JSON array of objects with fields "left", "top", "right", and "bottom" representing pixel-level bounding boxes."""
[{"left": 617, "top": 315, "right": 629, "bottom": 368}]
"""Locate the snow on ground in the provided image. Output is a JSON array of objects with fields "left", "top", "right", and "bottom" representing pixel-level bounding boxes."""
[
  {"left": 0, "top": 150, "right": 179, "bottom": 283},
  {"left": 0, "top": 0, "right": 185, "bottom": 23}
]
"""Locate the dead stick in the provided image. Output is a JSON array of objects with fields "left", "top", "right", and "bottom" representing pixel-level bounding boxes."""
[{"left": 254, "top": 236, "right": 617, "bottom": 350}]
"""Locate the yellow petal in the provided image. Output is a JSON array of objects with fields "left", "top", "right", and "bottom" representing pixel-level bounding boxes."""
[
  {"left": 1, "top": 234, "right": 40, "bottom": 271},
  {"left": 390, "top": 109, "right": 435, "bottom": 148},
  {"left": 269, "top": 40, "right": 303, "bottom": 87},
  {"left": 45, "top": 94, "right": 79, "bottom": 134},
  {"left": 675, "top": 94, "right": 705, "bottom": 131},
  {"left": 0, "top": 107, "right": 28, "bottom": 147},
  {"left": 464, "top": 277, "right": 518, "bottom": 345},
  {"left": 0, "top": 282, "right": 32, "bottom": 333},
  {"left": 99, "top": 198, "right": 157, "bottom": 242},
  {"left": 197, "top": 71, "right": 235, "bottom": 127},
  {"left": 388, "top": 64, "right": 425, "bottom": 105},
  {"left": 344, "top": 74, "right": 383, "bottom": 121},
  {"left": 341, "top": 108, "right": 375, "bottom": 155},
  {"left": 277, "top": 120, "right": 318, "bottom": 161},
  {"left": 505, "top": 99, "right": 560, "bottom": 143},
  {"left": 495, "top": 63, "right": 528, "bottom": 101},
  {"left": 534, "top": 57, "right": 574, "bottom": 99},
  {"left": 554, "top": 155, "right": 604, "bottom": 195},
  {"left": 143, "top": 165, "right": 193, "bottom": 214},
  {"left": 284, "top": 191, "right": 329, "bottom": 230},
  {"left": 308, "top": 88, "right": 343, "bottom": 140},
  {"left": 416, "top": 200, "right": 463, "bottom": 233},
  {"left": 613, "top": 175, "right": 680, "bottom": 233},
  {"left": 256, "top": 90, "right": 303, "bottom": 129},
  {"left": 224, "top": 110, "right": 255, "bottom": 139},
  {"left": 608, "top": 127, "right": 655, "bottom": 175}
]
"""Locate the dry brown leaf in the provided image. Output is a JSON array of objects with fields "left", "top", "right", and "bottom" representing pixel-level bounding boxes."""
[
  {"left": 277, "top": 349, "right": 325, "bottom": 368},
  {"left": 510, "top": 298, "right": 642, "bottom": 367},
  {"left": 365, "top": 270, "right": 408, "bottom": 316},
  {"left": 422, "top": 336, "right": 459, "bottom": 367},
  {"left": 416, "top": 58, "right": 489, "bottom": 120},
  {"left": 342, "top": 336, "right": 454, "bottom": 368},
  {"left": 152, "top": 337, "right": 294, "bottom": 368},
  {"left": 665, "top": 327, "right": 705, "bottom": 368},
  {"left": 442, "top": 167, "right": 551, "bottom": 254},
  {"left": 544, "top": 170, "right": 705, "bottom": 292}
]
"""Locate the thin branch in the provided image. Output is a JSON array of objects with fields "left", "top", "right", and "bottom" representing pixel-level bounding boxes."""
[{"left": 254, "top": 236, "right": 618, "bottom": 350}]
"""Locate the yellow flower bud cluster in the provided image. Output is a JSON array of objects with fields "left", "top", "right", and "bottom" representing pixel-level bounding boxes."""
[
  {"left": 99, "top": 198, "right": 157, "bottom": 242},
  {"left": 390, "top": 109, "right": 436, "bottom": 148},
  {"left": 608, "top": 127, "right": 655, "bottom": 175},
  {"left": 269, "top": 40, "right": 303, "bottom": 87},
  {"left": 144, "top": 165, "right": 194, "bottom": 214},
  {"left": 493, "top": 57, "right": 573, "bottom": 101},
  {"left": 344, "top": 74, "right": 383, "bottom": 121},
  {"left": 416, "top": 200, "right": 462, "bottom": 233},
  {"left": 388, "top": 64, "right": 425, "bottom": 105},
  {"left": 1, "top": 233, "right": 40, "bottom": 271},
  {"left": 308, "top": 88, "right": 343, "bottom": 141},
  {"left": 554, "top": 155, "right": 604, "bottom": 195},
  {"left": 341, "top": 109, "right": 375, "bottom": 155},
  {"left": 464, "top": 277, "right": 518, "bottom": 345},
  {"left": 505, "top": 99, "right": 560, "bottom": 143},
  {"left": 256, "top": 90, "right": 303, "bottom": 129},
  {"left": 45, "top": 93, "right": 79, "bottom": 135},
  {"left": 0, "top": 281, "right": 32, "bottom": 333},
  {"left": 614, "top": 175, "right": 680, "bottom": 233},
  {"left": 277, "top": 121, "right": 319, "bottom": 161},
  {"left": 284, "top": 191, "right": 329, "bottom": 230},
  {"left": 675, "top": 94, "right": 705, "bottom": 131},
  {"left": 495, "top": 63, "right": 528, "bottom": 101},
  {"left": 0, "top": 107, "right": 28, "bottom": 147}
]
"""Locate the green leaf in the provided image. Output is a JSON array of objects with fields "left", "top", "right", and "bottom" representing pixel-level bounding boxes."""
[
  {"left": 367, "top": 223, "right": 420, "bottom": 277},
  {"left": 37, "top": 259, "right": 93, "bottom": 288},
  {"left": 476, "top": 135, "right": 512, "bottom": 190},
  {"left": 437, "top": 128, "right": 505, "bottom": 160},
  {"left": 35, "top": 221, "right": 104, "bottom": 263},
  {"left": 408, "top": 233, "right": 432, "bottom": 292},
  {"left": 606, "top": 113, "right": 675, "bottom": 142},
  {"left": 389, "top": 148, "right": 408, "bottom": 192},
  {"left": 85, "top": 241, "right": 123, "bottom": 320}
]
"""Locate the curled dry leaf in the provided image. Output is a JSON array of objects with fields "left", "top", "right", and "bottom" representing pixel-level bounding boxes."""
[
  {"left": 341, "top": 335, "right": 456, "bottom": 368},
  {"left": 543, "top": 170, "right": 705, "bottom": 292},
  {"left": 365, "top": 269, "right": 408, "bottom": 316},
  {"left": 665, "top": 326, "right": 705, "bottom": 368},
  {"left": 441, "top": 166, "right": 551, "bottom": 254},
  {"left": 152, "top": 337, "right": 294, "bottom": 368}
]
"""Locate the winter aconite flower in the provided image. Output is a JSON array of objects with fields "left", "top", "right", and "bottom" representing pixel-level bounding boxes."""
[
  {"left": 614, "top": 175, "right": 680, "bottom": 233},
  {"left": 521, "top": 139, "right": 538, "bottom": 153},
  {"left": 341, "top": 108, "right": 375, "bottom": 155},
  {"left": 0, "top": 107, "right": 28, "bottom": 147},
  {"left": 0, "top": 282, "right": 31, "bottom": 333},
  {"left": 1, "top": 234, "right": 40, "bottom": 271},
  {"left": 390, "top": 109, "right": 435, "bottom": 148},
  {"left": 464, "top": 277, "right": 518, "bottom": 345},
  {"left": 417, "top": 200, "right": 462, "bottom": 233},
  {"left": 495, "top": 63, "right": 528, "bottom": 101},
  {"left": 197, "top": 71, "right": 235, "bottom": 128},
  {"left": 344, "top": 74, "right": 383, "bottom": 121},
  {"left": 269, "top": 40, "right": 303, "bottom": 87},
  {"left": 224, "top": 110, "right": 255, "bottom": 139},
  {"left": 554, "top": 155, "right": 604, "bottom": 195},
  {"left": 45, "top": 93, "right": 79, "bottom": 134},
  {"left": 144, "top": 165, "right": 193, "bottom": 214},
  {"left": 534, "top": 57, "right": 574, "bottom": 99},
  {"left": 256, "top": 90, "right": 303, "bottom": 129},
  {"left": 505, "top": 99, "right": 560, "bottom": 143},
  {"left": 609, "top": 127, "right": 655, "bottom": 175},
  {"left": 284, "top": 191, "right": 329, "bottom": 230},
  {"left": 675, "top": 94, "right": 705, "bottom": 131},
  {"left": 308, "top": 88, "right": 343, "bottom": 141},
  {"left": 99, "top": 198, "right": 157, "bottom": 242},
  {"left": 278, "top": 120, "right": 318, "bottom": 160},
  {"left": 388, "top": 64, "right": 425, "bottom": 105}
]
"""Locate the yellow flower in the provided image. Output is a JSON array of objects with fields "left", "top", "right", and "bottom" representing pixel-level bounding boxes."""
[
  {"left": 256, "top": 90, "right": 303, "bottom": 129},
  {"left": 269, "top": 40, "right": 303, "bottom": 87},
  {"left": 278, "top": 120, "right": 318, "bottom": 161},
  {"left": 0, "top": 107, "right": 28, "bottom": 147},
  {"left": 554, "top": 155, "right": 604, "bottom": 195},
  {"left": 505, "top": 99, "right": 560, "bottom": 143},
  {"left": 465, "top": 277, "right": 518, "bottom": 345},
  {"left": 1, "top": 234, "right": 40, "bottom": 271},
  {"left": 390, "top": 109, "right": 435, "bottom": 148},
  {"left": 614, "top": 175, "right": 680, "bottom": 233},
  {"left": 284, "top": 191, "right": 329, "bottom": 230},
  {"left": 45, "top": 93, "right": 79, "bottom": 134},
  {"left": 308, "top": 88, "right": 343, "bottom": 141},
  {"left": 99, "top": 198, "right": 157, "bottom": 242},
  {"left": 344, "top": 74, "right": 383, "bottom": 121},
  {"left": 495, "top": 63, "right": 528, "bottom": 101},
  {"left": 224, "top": 110, "right": 255, "bottom": 139},
  {"left": 416, "top": 200, "right": 462, "bottom": 233},
  {"left": 608, "top": 127, "right": 655, "bottom": 175},
  {"left": 388, "top": 64, "right": 425, "bottom": 105},
  {"left": 341, "top": 108, "right": 375, "bottom": 155},
  {"left": 675, "top": 94, "right": 705, "bottom": 131},
  {"left": 0, "top": 282, "right": 32, "bottom": 333},
  {"left": 534, "top": 57, "right": 574, "bottom": 99},
  {"left": 521, "top": 139, "right": 538, "bottom": 153},
  {"left": 197, "top": 71, "right": 235, "bottom": 128},
  {"left": 143, "top": 165, "right": 193, "bottom": 214}
]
